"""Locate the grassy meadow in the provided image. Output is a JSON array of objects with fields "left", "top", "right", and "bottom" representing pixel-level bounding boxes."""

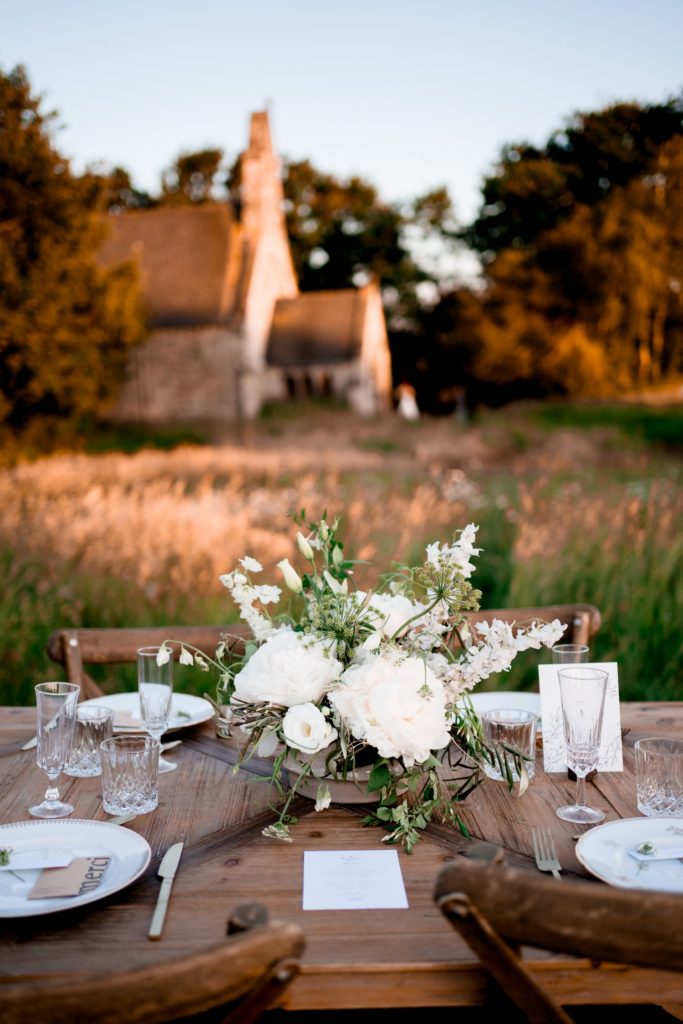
[{"left": 1, "top": 400, "right": 681, "bottom": 706}]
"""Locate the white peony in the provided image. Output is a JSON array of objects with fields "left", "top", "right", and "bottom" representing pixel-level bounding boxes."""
[
  {"left": 355, "top": 591, "right": 428, "bottom": 639},
  {"left": 330, "top": 653, "right": 451, "bottom": 766},
  {"left": 233, "top": 630, "right": 342, "bottom": 707},
  {"left": 282, "top": 702, "right": 338, "bottom": 754}
]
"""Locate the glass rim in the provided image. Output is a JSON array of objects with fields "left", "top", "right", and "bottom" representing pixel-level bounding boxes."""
[
  {"left": 634, "top": 736, "right": 683, "bottom": 756},
  {"left": 75, "top": 705, "right": 113, "bottom": 720},
  {"left": 137, "top": 646, "right": 168, "bottom": 656},
  {"left": 480, "top": 708, "right": 537, "bottom": 723},
  {"left": 34, "top": 681, "right": 80, "bottom": 695},
  {"left": 557, "top": 666, "right": 609, "bottom": 682},
  {"left": 552, "top": 644, "right": 590, "bottom": 653},
  {"left": 100, "top": 735, "right": 160, "bottom": 752}
]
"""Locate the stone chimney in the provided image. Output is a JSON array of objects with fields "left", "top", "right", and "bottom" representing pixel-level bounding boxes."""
[{"left": 239, "top": 110, "right": 286, "bottom": 241}]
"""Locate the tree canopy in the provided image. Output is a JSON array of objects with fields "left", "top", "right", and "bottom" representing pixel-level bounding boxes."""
[{"left": 0, "top": 66, "right": 145, "bottom": 444}]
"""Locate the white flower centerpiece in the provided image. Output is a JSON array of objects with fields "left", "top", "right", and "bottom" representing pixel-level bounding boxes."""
[{"left": 165, "top": 514, "right": 564, "bottom": 852}]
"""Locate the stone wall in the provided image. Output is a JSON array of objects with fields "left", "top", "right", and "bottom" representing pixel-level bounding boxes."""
[{"left": 109, "top": 325, "right": 243, "bottom": 423}]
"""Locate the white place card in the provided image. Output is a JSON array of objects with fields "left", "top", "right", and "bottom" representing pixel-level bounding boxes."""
[
  {"left": 539, "top": 662, "right": 623, "bottom": 773},
  {"left": 302, "top": 850, "right": 409, "bottom": 911}
]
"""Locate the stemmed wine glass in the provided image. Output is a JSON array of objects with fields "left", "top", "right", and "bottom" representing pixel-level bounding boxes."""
[
  {"left": 30, "top": 682, "right": 80, "bottom": 818},
  {"left": 556, "top": 666, "right": 609, "bottom": 823},
  {"left": 137, "top": 646, "right": 177, "bottom": 774}
]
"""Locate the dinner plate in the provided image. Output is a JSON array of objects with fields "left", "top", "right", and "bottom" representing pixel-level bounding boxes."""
[
  {"left": 81, "top": 692, "right": 214, "bottom": 733},
  {"left": 0, "top": 820, "right": 151, "bottom": 917},
  {"left": 576, "top": 817, "right": 683, "bottom": 892}
]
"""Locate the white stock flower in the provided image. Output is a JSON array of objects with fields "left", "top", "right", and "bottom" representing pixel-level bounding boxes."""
[
  {"left": 426, "top": 524, "right": 481, "bottom": 579},
  {"left": 330, "top": 653, "right": 451, "bottom": 766},
  {"left": 233, "top": 630, "right": 343, "bottom": 707},
  {"left": 282, "top": 702, "right": 338, "bottom": 754},
  {"left": 277, "top": 558, "right": 303, "bottom": 594},
  {"left": 240, "top": 556, "right": 263, "bottom": 573},
  {"left": 314, "top": 782, "right": 332, "bottom": 812}
]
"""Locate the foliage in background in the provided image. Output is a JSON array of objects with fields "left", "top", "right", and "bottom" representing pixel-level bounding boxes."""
[
  {"left": 0, "top": 66, "right": 146, "bottom": 448},
  {"left": 423, "top": 99, "right": 683, "bottom": 406}
]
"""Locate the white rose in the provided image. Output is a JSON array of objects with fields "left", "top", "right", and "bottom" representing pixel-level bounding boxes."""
[
  {"left": 282, "top": 702, "right": 338, "bottom": 754},
  {"left": 233, "top": 631, "right": 342, "bottom": 707},
  {"left": 330, "top": 653, "right": 451, "bottom": 767}
]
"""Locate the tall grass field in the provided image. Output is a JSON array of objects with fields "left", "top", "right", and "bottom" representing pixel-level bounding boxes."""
[{"left": 1, "top": 402, "right": 681, "bottom": 706}]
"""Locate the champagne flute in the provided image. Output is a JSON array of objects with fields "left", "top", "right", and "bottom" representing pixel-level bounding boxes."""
[
  {"left": 556, "top": 666, "right": 608, "bottom": 823},
  {"left": 137, "top": 646, "right": 177, "bottom": 773},
  {"left": 30, "top": 682, "right": 80, "bottom": 818}
]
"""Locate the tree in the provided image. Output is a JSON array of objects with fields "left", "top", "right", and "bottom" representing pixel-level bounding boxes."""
[
  {"left": 0, "top": 66, "right": 145, "bottom": 440},
  {"left": 160, "top": 147, "right": 224, "bottom": 204}
]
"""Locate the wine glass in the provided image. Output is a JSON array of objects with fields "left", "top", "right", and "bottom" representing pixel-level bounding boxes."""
[
  {"left": 556, "top": 666, "right": 609, "bottom": 823},
  {"left": 137, "top": 647, "right": 177, "bottom": 774},
  {"left": 30, "top": 682, "right": 80, "bottom": 818}
]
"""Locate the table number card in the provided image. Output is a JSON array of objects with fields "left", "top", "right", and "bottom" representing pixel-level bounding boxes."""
[
  {"left": 539, "top": 662, "right": 623, "bottom": 773},
  {"left": 302, "top": 850, "right": 409, "bottom": 911}
]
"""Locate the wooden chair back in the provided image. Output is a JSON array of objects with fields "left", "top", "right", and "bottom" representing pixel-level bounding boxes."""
[
  {"left": 435, "top": 856, "right": 683, "bottom": 1023},
  {"left": 46, "top": 603, "right": 600, "bottom": 700},
  {"left": 0, "top": 910, "right": 304, "bottom": 1024}
]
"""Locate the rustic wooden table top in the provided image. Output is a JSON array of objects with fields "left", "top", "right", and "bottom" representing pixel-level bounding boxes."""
[{"left": 0, "top": 701, "right": 681, "bottom": 1012}]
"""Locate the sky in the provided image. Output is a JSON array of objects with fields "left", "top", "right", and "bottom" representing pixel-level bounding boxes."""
[{"left": 2, "top": 0, "right": 682, "bottom": 230}]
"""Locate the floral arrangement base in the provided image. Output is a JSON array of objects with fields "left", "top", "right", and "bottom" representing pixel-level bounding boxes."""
[{"left": 284, "top": 758, "right": 380, "bottom": 805}]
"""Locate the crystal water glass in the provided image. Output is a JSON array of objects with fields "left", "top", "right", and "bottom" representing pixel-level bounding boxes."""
[
  {"left": 30, "top": 682, "right": 80, "bottom": 818},
  {"left": 635, "top": 737, "right": 683, "bottom": 816},
  {"left": 100, "top": 735, "right": 159, "bottom": 815},
  {"left": 137, "top": 646, "right": 177, "bottom": 773},
  {"left": 552, "top": 644, "right": 589, "bottom": 663},
  {"left": 64, "top": 705, "right": 113, "bottom": 777},
  {"left": 480, "top": 709, "right": 537, "bottom": 781},
  {"left": 556, "top": 666, "right": 608, "bottom": 823}
]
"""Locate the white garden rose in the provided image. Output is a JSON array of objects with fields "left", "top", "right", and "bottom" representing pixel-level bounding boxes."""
[
  {"left": 330, "top": 653, "right": 451, "bottom": 766},
  {"left": 233, "top": 630, "right": 342, "bottom": 707},
  {"left": 282, "top": 702, "right": 338, "bottom": 754}
]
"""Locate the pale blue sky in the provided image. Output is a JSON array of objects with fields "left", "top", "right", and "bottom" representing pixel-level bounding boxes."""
[{"left": 2, "top": 0, "right": 682, "bottom": 225}]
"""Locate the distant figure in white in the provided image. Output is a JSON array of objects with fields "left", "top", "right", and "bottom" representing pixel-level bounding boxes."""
[{"left": 396, "top": 383, "right": 420, "bottom": 421}]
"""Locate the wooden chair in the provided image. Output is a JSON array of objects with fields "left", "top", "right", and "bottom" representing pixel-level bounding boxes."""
[
  {"left": 46, "top": 604, "right": 600, "bottom": 700},
  {"left": 435, "top": 856, "right": 683, "bottom": 1023},
  {"left": 0, "top": 905, "right": 304, "bottom": 1023}
]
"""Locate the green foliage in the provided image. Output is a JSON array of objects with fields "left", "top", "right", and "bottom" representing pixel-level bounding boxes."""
[
  {"left": 535, "top": 402, "right": 683, "bottom": 448},
  {"left": 160, "top": 148, "right": 225, "bottom": 204},
  {"left": 0, "top": 65, "right": 145, "bottom": 441}
]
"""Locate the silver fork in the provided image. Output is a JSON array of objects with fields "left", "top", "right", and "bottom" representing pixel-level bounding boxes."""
[{"left": 531, "top": 826, "right": 562, "bottom": 880}]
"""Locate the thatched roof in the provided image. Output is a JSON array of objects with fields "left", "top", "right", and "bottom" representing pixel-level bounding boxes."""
[
  {"left": 98, "top": 204, "right": 239, "bottom": 327},
  {"left": 267, "top": 289, "right": 368, "bottom": 366}
]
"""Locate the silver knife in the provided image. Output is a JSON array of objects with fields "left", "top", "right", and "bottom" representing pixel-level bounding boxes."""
[
  {"left": 21, "top": 736, "right": 37, "bottom": 751},
  {"left": 148, "top": 842, "right": 183, "bottom": 940},
  {"left": 20, "top": 735, "right": 182, "bottom": 754}
]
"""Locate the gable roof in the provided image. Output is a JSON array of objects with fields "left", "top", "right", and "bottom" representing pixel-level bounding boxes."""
[
  {"left": 98, "top": 204, "right": 239, "bottom": 327},
  {"left": 267, "top": 289, "right": 370, "bottom": 367}
]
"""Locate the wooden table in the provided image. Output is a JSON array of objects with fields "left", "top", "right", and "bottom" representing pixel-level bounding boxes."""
[{"left": 0, "top": 702, "right": 681, "bottom": 1013}]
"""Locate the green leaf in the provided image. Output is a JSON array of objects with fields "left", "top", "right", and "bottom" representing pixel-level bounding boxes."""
[{"left": 367, "top": 762, "right": 391, "bottom": 793}]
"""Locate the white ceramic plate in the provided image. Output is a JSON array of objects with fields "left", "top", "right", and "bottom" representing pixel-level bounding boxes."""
[
  {"left": 81, "top": 692, "right": 213, "bottom": 733},
  {"left": 576, "top": 817, "right": 683, "bottom": 892},
  {"left": 0, "top": 820, "right": 151, "bottom": 917}
]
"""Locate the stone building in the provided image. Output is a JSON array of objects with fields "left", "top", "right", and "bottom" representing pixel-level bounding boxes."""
[{"left": 99, "top": 112, "right": 392, "bottom": 423}]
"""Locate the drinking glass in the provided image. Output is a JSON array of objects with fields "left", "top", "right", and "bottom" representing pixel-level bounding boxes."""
[
  {"left": 556, "top": 666, "right": 609, "bottom": 823},
  {"left": 635, "top": 737, "right": 683, "bottom": 816},
  {"left": 480, "top": 709, "right": 537, "bottom": 781},
  {"left": 137, "top": 646, "right": 177, "bottom": 773},
  {"left": 100, "top": 736, "right": 159, "bottom": 815},
  {"left": 30, "top": 682, "right": 80, "bottom": 818},
  {"left": 64, "top": 705, "right": 113, "bottom": 777},
  {"left": 552, "top": 644, "right": 589, "bottom": 664}
]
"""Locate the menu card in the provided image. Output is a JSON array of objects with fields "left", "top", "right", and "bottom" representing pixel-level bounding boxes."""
[
  {"left": 28, "top": 856, "right": 111, "bottom": 900},
  {"left": 303, "top": 850, "right": 409, "bottom": 911},
  {"left": 539, "top": 662, "right": 623, "bottom": 773}
]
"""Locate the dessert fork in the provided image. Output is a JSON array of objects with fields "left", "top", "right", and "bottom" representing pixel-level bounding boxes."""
[{"left": 531, "top": 826, "right": 562, "bottom": 880}]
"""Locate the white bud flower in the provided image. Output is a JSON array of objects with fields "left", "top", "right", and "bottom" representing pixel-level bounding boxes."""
[
  {"left": 155, "top": 644, "right": 171, "bottom": 666},
  {"left": 296, "top": 532, "right": 315, "bottom": 560},
  {"left": 332, "top": 545, "right": 343, "bottom": 567},
  {"left": 277, "top": 558, "right": 303, "bottom": 593},
  {"left": 179, "top": 646, "right": 194, "bottom": 666}
]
